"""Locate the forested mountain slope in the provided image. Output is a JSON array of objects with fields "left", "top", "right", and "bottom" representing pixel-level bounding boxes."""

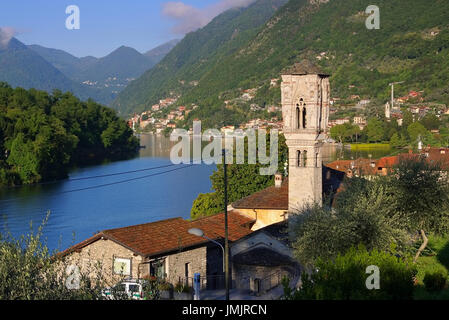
[
  {"left": 112, "top": 0, "right": 289, "bottom": 115},
  {"left": 115, "top": 0, "right": 449, "bottom": 128}
]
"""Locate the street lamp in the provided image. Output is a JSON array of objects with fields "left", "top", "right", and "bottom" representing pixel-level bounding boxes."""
[
  {"left": 188, "top": 228, "right": 226, "bottom": 273},
  {"left": 188, "top": 228, "right": 228, "bottom": 299}
]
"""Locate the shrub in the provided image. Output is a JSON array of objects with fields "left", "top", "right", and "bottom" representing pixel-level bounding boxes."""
[
  {"left": 175, "top": 282, "right": 192, "bottom": 293},
  {"left": 423, "top": 271, "right": 447, "bottom": 292},
  {"left": 283, "top": 246, "right": 417, "bottom": 300},
  {"left": 0, "top": 216, "right": 109, "bottom": 300}
]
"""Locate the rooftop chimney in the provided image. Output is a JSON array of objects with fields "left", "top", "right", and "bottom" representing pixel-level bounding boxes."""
[{"left": 275, "top": 173, "right": 283, "bottom": 188}]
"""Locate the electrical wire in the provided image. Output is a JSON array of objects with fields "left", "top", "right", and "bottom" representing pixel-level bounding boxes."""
[
  {"left": 1, "top": 163, "right": 179, "bottom": 190},
  {"left": 0, "top": 164, "right": 195, "bottom": 203}
]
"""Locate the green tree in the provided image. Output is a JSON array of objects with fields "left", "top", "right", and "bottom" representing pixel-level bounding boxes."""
[
  {"left": 290, "top": 177, "right": 407, "bottom": 267},
  {"left": 390, "top": 133, "right": 406, "bottom": 148},
  {"left": 407, "top": 122, "right": 428, "bottom": 145},
  {"left": 190, "top": 133, "right": 288, "bottom": 219},
  {"left": 388, "top": 157, "right": 449, "bottom": 262},
  {"left": 365, "top": 118, "right": 385, "bottom": 143}
]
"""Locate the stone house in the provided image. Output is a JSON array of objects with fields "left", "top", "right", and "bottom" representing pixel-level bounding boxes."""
[
  {"left": 60, "top": 212, "right": 255, "bottom": 287},
  {"left": 230, "top": 221, "right": 300, "bottom": 294}
]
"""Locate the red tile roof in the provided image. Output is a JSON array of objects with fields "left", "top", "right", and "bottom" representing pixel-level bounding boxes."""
[
  {"left": 376, "top": 156, "right": 399, "bottom": 169},
  {"left": 232, "top": 179, "right": 289, "bottom": 210},
  {"left": 60, "top": 212, "right": 254, "bottom": 258},
  {"left": 326, "top": 158, "right": 378, "bottom": 176}
]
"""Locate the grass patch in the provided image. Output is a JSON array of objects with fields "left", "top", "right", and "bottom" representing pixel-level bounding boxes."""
[
  {"left": 414, "top": 235, "right": 449, "bottom": 300},
  {"left": 350, "top": 143, "right": 391, "bottom": 150}
]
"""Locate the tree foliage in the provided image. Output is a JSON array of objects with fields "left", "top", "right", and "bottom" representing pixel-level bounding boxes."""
[
  {"left": 191, "top": 133, "right": 288, "bottom": 219},
  {"left": 283, "top": 246, "right": 417, "bottom": 300},
  {"left": 0, "top": 83, "right": 139, "bottom": 186}
]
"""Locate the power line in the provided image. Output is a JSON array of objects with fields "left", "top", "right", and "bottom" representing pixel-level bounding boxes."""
[
  {"left": 1, "top": 163, "right": 179, "bottom": 190},
  {"left": 0, "top": 165, "right": 194, "bottom": 203}
]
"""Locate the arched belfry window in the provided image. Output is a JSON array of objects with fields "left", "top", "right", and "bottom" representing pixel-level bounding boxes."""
[
  {"left": 303, "top": 105, "right": 307, "bottom": 129},
  {"left": 297, "top": 150, "right": 301, "bottom": 167},
  {"left": 303, "top": 150, "right": 308, "bottom": 167},
  {"left": 296, "top": 105, "right": 301, "bottom": 130},
  {"left": 296, "top": 99, "right": 305, "bottom": 130}
]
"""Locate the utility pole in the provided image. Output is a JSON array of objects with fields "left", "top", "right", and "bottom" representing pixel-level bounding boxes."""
[
  {"left": 389, "top": 81, "right": 405, "bottom": 109},
  {"left": 223, "top": 148, "right": 230, "bottom": 301}
]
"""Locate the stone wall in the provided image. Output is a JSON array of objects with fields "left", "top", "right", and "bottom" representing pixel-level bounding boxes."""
[
  {"left": 165, "top": 246, "right": 208, "bottom": 286},
  {"left": 65, "top": 238, "right": 144, "bottom": 286}
]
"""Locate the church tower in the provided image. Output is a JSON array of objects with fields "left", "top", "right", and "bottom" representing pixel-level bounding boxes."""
[
  {"left": 281, "top": 61, "right": 330, "bottom": 212},
  {"left": 385, "top": 102, "right": 391, "bottom": 120}
]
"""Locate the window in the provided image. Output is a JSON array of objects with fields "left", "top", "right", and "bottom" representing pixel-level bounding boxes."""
[
  {"left": 297, "top": 151, "right": 301, "bottom": 167},
  {"left": 296, "top": 106, "right": 301, "bottom": 129},
  {"left": 113, "top": 257, "right": 131, "bottom": 276},
  {"left": 303, "top": 105, "right": 307, "bottom": 129},
  {"left": 114, "top": 284, "right": 126, "bottom": 293},
  {"left": 128, "top": 285, "right": 140, "bottom": 293},
  {"left": 303, "top": 151, "right": 308, "bottom": 167},
  {"left": 150, "top": 260, "right": 166, "bottom": 279}
]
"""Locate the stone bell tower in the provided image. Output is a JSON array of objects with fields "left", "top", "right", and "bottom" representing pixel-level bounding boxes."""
[{"left": 281, "top": 60, "right": 330, "bottom": 212}]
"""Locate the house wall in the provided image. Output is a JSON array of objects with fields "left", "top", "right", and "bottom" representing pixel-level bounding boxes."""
[
  {"left": 65, "top": 239, "right": 144, "bottom": 286},
  {"left": 230, "top": 232, "right": 297, "bottom": 291},
  {"left": 232, "top": 265, "right": 290, "bottom": 291},
  {"left": 165, "top": 246, "right": 208, "bottom": 286},
  {"left": 233, "top": 209, "right": 287, "bottom": 231}
]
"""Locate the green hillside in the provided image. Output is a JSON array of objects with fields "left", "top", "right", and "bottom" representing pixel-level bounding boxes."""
[
  {"left": 0, "top": 38, "right": 115, "bottom": 103},
  {"left": 114, "top": 0, "right": 449, "bottom": 128},
  {"left": 112, "top": 0, "right": 289, "bottom": 116}
]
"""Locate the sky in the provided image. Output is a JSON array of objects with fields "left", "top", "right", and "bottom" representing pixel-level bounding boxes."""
[{"left": 0, "top": 0, "right": 256, "bottom": 58}]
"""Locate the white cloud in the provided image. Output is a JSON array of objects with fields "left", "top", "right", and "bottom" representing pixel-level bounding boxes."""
[
  {"left": 0, "top": 27, "right": 18, "bottom": 48},
  {"left": 162, "top": 0, "right": 257, "bottom": 34}
]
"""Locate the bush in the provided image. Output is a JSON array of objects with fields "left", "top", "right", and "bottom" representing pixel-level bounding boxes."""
[
  {"left": 283, "top": 246, "right": 417, "bottom": 300},
  {"left": 423, "top": 271, "right": 447, "bottom": 292},
  {"left": 175, "top": 282, "right": 193, "bottom": 293},
  {"left": 0, "top": 216, "right": 110, "bottom": 300}
]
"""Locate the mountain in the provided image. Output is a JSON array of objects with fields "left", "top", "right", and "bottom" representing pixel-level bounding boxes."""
[
  {"left": 112, "top": 0, "right": 289, "bottom": 115},
  {"left": 113, "top": 0, "right": 449, "bottom": 126},
  {"left": 76, "top": 46, "right": 154, "bottom": 83},
  {"left": 27, "top": 44, "right": 98, "bottom": 79},
  {"left": 144, "top": 39, "right": 181, "bottom": 65},
  {"left": 29, "top": 41, "right": 179, "bottom": 105},
  {"left": 0, "top": 38, "right": 101, "bottom": 101}
]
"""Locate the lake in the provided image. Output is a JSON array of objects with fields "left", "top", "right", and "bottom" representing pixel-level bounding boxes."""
[{"left": 0, "top": 135, "right": 393, "bottom": 252}]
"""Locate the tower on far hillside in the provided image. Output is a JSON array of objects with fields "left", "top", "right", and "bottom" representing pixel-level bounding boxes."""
[
  {"left": 281, "top": 60, "right": 330, "bottom": 212},
  {"left": 385, "top": 101, "right": 391, "bottom": 120}
]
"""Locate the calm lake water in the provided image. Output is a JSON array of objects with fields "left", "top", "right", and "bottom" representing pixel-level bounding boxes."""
[{"left": 0, "top": 135, "right": 393, "bottom": 252}]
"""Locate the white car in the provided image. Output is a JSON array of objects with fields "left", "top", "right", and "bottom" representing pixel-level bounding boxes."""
[{"left": 102, "top": 280, "right": 144, "bottom": 300}]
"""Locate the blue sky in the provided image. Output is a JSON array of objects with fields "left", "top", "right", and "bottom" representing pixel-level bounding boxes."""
[{"left": 0, "top": 0, "right": 245, "bottom": 57}]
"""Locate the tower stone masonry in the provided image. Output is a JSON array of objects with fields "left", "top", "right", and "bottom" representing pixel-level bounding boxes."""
[{"left": 281, "top": 60, "right": 330, "bottom": 212}]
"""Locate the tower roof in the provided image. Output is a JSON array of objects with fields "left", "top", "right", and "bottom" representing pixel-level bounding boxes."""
[{"left": 282, "top": 60, "right": 329, "bottom": 76}]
